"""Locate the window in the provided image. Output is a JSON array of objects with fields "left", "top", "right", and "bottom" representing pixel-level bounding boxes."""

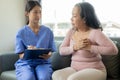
[
  {"left": 42, "top": 0, "right": 120, "bottom": 37},
  {"left": 42, "top": 0, "right": 82, "bottom": 37},
  {"left": 84, "top": 0, "right": 120, "bottom": 37}
]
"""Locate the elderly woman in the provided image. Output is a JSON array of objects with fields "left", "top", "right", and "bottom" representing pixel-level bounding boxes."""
[{"left": 52, "top": 2, "right": 118, "bottom": 80}]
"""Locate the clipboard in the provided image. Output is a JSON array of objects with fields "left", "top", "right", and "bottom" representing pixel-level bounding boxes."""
[{"left": 23, "top": 48, "right": 51, "bottom": 60}]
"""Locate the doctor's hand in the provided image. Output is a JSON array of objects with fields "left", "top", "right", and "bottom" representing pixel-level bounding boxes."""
[
  {"left": 27, "top": 45, "right": 36, "bottom": 49},
  {"left": 39, "top": 52, "right": 52, "bottom": 59}
]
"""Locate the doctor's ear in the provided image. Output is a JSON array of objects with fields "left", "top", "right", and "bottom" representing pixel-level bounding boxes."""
[{"left": 25, "top": 11, "right": 29, "bottom": 16}]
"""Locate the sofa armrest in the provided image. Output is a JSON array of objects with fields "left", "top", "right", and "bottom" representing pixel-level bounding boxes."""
[
  {"left": 102, "top": 40, "right": 120, "bottom": 80},
  {"left": 0, "top": 52, "right": 19, "bottom": 74}
]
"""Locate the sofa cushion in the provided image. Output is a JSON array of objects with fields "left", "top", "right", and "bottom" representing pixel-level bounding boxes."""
[
  {"left": 1, "top": 70, "right": 16, "bottom": 80},
  {"left": 0, "top": 53, "right": 18, "bottom": 74},
  {"left": 51, "top": 41, "right": 71, "bottom": 71},
  {"left": 102, "top": 41, "right": 120, "bottom": 80}
]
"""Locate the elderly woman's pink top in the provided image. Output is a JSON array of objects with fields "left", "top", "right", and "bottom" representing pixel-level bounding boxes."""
[{"left": 59, "top": 28, "right": 118, "bottom": 71}]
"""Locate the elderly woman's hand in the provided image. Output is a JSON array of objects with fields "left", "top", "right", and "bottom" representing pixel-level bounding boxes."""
[{"left": 73, "top": 38, "right": 91, "bottom": 51}]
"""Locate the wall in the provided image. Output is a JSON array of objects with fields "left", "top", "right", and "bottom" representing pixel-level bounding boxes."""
[{"left": 0, "top": 0, "right": 26, "bottom": 52}]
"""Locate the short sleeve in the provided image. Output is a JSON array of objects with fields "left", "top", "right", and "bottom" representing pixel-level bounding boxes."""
[{"left": 15, "top": 31, "right": 26, "bottom": 54}]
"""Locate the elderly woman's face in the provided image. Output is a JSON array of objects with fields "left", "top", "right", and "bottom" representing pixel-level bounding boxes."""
[{"left": 71, "top": 6, "right": 84, "bottom": 29}]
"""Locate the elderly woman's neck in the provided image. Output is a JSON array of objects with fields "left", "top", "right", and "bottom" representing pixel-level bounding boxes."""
[{"left": 77, "top": 25, "right": 90, "bottom": 32}]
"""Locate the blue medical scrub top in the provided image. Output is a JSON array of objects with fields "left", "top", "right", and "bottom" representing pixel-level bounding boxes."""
[{"left": 15, "top": 25, "right": 56, "bottom": 63}]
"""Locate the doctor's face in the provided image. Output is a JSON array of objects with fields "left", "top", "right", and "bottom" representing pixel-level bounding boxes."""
[{"left": 27, "top": 5, "right": 41, "bottom": 24}]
